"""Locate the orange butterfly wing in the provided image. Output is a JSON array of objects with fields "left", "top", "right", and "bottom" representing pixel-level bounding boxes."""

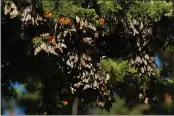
[
  {"left": 65, "top": 17, "right": 70, "bottom": 24},
  {"left": 44, "top": 11, "right": 52, "bottom": 18},
  {"left": 61, "top": 100, "right": 68, "bottom": 105},
  {"left": 51, "top": 38, "right": 56, "bottom": 44},
  {"left": 59, "top": 17, "right": 70, "bottom": 24},
  {"left": 99, "top": 18, "right": 105, "bottom": 24},
  {"left": 59, "top": 17, "right": 65, "bottom": 24}
]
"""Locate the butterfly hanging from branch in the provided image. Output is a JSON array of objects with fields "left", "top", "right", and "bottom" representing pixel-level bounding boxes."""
[{"left": 58, "top": 16, "right": 71, "bottom": 25}]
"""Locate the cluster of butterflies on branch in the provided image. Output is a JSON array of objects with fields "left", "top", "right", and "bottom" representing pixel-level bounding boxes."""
[
  {"left": 3, "top": 0, "right": 174, "bottom": 109},
  {"left": 3, "top": 1, "right": 112, "bottom": 107}
]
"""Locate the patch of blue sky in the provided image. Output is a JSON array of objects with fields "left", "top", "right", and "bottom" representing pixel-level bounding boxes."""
[
  {"left": 155, "top": 55, "right": 162, "bottom": 68},
  {"left": 10, "top": 81, "right": 27, "bottom": 93},
  {"left": 2, "top": 98, "right": 26, "bottom": 115},
  {"left": 2, "top": 107, "right": 26, "bottom": 115}
]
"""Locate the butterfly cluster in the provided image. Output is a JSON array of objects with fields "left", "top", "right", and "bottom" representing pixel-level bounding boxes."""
[
  {"left": 59, "top": 17, "right": 71, "bottom": 25},
  {"left": 4, "top": 1, "right": 172, "bottom": 109},
  {"left": 54, "top": 16, "right": 112, "bottom": 107},
  {"left": 125, "top": 18, "right": 157, "bottom": 76},
  {"left": 34, "top": 34, "right": 67, "bottom": 56},
  {"left": 20, "top": 5, "right": 43, "bottom": 25},
  {"left": 4, "top": 1, "right": 19, "bottom": 19}
]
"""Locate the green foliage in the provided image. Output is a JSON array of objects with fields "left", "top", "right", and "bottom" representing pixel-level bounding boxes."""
[
  {"left": 42, "top": 0, "right": 56, "bottom": 12},
  {"left": 127, "top": 1, "right": 173, "bottom": 21},
  {"left": 97, "top": 0, "right": 122, "bottom": 16},
  {"left": 43, "top": 0, "right": 98, "bottom": 21},
  {"left": 32, "top": 37, "right": 43, "bottom": 48},
  {"left": 20, "top": 92, "right": 40, "bottom": 101},
  {"left": 96, "top": 96, "right": 142, "bottom": 115},
  {"left": 41, "top": 0, "right": 173, "bottom": 23},
  {"left": 158, "top": 46, "right": 174, "bottom": 76},
  {"left": 100, "top": 58, "right": 133, "bottom": 82}
]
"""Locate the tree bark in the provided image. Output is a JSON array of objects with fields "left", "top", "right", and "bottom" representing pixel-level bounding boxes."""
[{"left": 72, "top": 97, "right": 79, "bottom": 115}]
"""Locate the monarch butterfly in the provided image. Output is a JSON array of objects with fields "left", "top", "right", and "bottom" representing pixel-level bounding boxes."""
[
  {"left": 61, "top": 100, "right": 68, "bottom": 105},
  {"left": 44, "top": 11, "right": 52, "bottom": 18},
  {"left": 99, "top": 18, "right": 105, "bottom": 25},
  {"left": 59, "top": 17, "right": 71, "bottom": 25},
  {"left": 51, "top": 38, "right": 56, "bottom": 44},
  {"left": 46, "top": 36, "right": 56, "bottom": 44},
  {"left": 47, "top": 35, "right": 54, "bottom": 41}
]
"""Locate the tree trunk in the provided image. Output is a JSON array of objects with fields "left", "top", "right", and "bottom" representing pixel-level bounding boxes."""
[{"left": 72, "top": 97, "right": 79, "bottom": 115}]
